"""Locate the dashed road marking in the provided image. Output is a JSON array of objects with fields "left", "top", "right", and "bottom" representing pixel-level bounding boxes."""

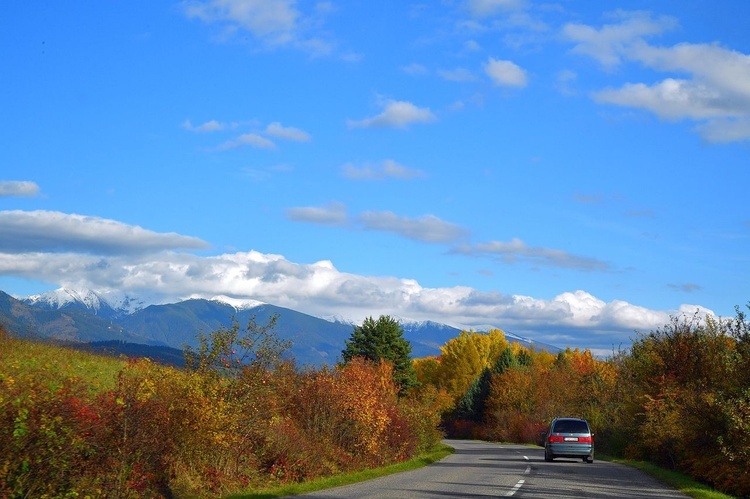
[{"left": 505, "top": 479, "right": 525, "bottom": 496}]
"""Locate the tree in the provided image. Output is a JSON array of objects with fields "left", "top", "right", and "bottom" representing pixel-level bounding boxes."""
[
  {"left": 341, "top": 315, "right": 418, "bottom": 394},
  {"left": 184, "top": 313, "right": 290, "bottom": 379}
]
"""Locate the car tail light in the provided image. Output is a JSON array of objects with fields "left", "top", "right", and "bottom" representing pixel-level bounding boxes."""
[{"left": 548, "top": 434, "right": 592, "bottom": 443}]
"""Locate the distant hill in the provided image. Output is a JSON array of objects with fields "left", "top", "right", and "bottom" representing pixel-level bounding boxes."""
[
  {"left": 0, "top": 290, "right": 160, "bottom": 345},
  {"left": 118, "top": 299, "right": 356, "bottom": 366},
  {"left": 2, "top": 288, "right": 560, "bottom": 366}
]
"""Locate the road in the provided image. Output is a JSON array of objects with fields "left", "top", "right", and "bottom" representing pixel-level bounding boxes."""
[{"left": 297, "top": 439, "right": 689, "bottom": 498}]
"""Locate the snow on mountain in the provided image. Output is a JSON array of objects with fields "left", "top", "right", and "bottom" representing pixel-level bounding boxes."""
[
  {"left": 25, "top": 288, "right": 104, "bottom": 311},
  {"left": 207, "top": 295, "right": 266, "bottom": 311},
  {"left": 22, "top": 287, "right": 147, "bottom": 317}
]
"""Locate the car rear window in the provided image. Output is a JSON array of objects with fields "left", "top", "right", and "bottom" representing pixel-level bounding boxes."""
[{"left": 553, "top": 420, "right": 589, "bottom": 433}]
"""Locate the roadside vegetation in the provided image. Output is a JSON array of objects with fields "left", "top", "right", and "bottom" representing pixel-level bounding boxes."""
[
  {"left": 0, "top": 318, "right": 443, "bottom": 497},
  {"left": 416, "top": 303, "right": 750, "bottom": 498},
  {"left": 598, "top": 455, "right": 735, "bottom": 499},
  {"left": 2, "top": 304, "right": 748, "bottom": 497}
]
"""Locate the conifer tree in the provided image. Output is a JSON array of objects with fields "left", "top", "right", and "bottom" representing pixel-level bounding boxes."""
[{"left": 341, "top": 315, "right": 418, "bottom": 394}]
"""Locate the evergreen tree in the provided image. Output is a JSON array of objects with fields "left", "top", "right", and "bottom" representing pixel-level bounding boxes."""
[
  {"left": 341, "top": 315, "right": 418, "bottom": 393},
  {"left": 455, "top": 367, "right": 493, "bottom": 421},
  {"left": 456, "top": 345, "right": 520, "bottom": 422}
]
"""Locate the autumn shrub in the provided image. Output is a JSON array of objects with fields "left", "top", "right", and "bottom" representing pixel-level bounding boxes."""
[
  {"left": 0, "top": 318, "right": 446, "bottom": 498},
  {"left": 398, "top": 384, "right": 449, "bottom": 454},
  {"left": 0, "top": 369, "right": 101, "bottom": 497}
]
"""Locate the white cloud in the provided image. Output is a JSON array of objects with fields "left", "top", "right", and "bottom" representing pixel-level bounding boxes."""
[
  {"left": 184, "top": 0, "right": 334, "bottom": 55},
  {"left": 264, "top": 122, "right": 311, "bottom": 142},
  {"left": 454, "top": 238, "right": 610, "bottom": 271},
  {"left": 0, "top": 210, "right": 715, "bottom": 352},
  {"left": 0, "top": 248, "right": 704, "bottom": 351},
  {"left": 563, "top": 10, "right": 678, "bottom": 69},
  {"left": 285, "top": 202, "right": 348, "bottom": 226},
  {"left": 182, "top": 119, "right": 225, "bottom": 133},
  {"left": 566, "top": 12, "right": 750, "bottom": 143},
  {"left": 594, "top": 79, "right": 733, "bottom": 121},
  {"left": 342, "top": 159, "right": 425, "bottom": 180},
  {"left": 218, "top": 132, "right": 276, "bottom": 150},
  {"left": 357, "top": 211, "right": 468, "bottom": 243},
  {"left": 484, "top": 58, "right": 528, "bottom": 88},
  {"left": 348, "top": 100, "right": 437, "bottom": 128},
  {"left": 186, "top": 0, "right": 299, "bottom": 45},
  {"left": 0, "top": 210, "right": 209, "bottom": 255},
  {"left": 695, "top": 118, "right": 750, "bottom": 143},
  {"left": 0, "top": 181, "right": 40, "bottom": 197}
]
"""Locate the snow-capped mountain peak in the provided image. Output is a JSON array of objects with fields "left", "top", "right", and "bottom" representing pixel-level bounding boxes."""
[
  {"left": 208, "top": 295, "right": 266, "bottom": 311},
  {"left": 25, "top": 288, "right": 103, "bottom": 311},
  {"left": 22, "top": 287, "right": 147, "bottom": 317}
]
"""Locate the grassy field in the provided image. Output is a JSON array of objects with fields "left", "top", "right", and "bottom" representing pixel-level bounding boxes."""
[{"left": 1, "top": 336, "right": 126, "bottom": 392}]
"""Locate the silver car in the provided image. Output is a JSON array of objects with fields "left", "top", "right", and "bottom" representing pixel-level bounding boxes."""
[{"left": 543, "top": 417, "right": 594, "bottom": 463}]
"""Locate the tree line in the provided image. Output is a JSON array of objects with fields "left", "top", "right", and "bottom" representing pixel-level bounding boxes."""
[
  {"left": 0, "top": 316, "right": 442, "bottom": 497},
  {"left": 414, "top": 305, "right": 750, "bottom": 497},
  {"left": 2, "top": 305, "right": 749, "bottom": 497}
]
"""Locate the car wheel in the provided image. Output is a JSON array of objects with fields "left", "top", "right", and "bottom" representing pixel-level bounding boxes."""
[
  {"left": 544, "top": 449, "right": 553, "bottom": 462},
  {"left": 586, "top": 456, "right": 594, "bottom": 463}
]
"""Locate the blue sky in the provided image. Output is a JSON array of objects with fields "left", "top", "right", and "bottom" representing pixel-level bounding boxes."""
[{"left": 2, "top": 0, "right": 749, "bottom": 355}]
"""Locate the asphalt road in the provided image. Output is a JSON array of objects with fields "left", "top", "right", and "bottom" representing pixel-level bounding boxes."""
[{"left": 297, "top": 439, "right": 689, "bottom": 498}]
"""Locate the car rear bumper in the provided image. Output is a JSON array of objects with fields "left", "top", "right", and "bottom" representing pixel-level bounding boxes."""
[{"left": 547, "top": 443, "right": 593, "bottom": 457}]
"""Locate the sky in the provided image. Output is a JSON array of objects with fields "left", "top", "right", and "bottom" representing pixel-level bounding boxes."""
[{"left": 2, "top": 0, "right": 749, "bottom": 356}]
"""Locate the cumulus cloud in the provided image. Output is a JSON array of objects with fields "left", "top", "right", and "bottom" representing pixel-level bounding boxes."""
[
  {"left": 264, "top": 122, "right": 311, "bottom": 142},
  {"left": 484, "top": 58, "right": 528, "bottom": 88},
  {"left": 0, "top": 210, "right": 714, "bottom": 353},
  {"left": 566, "top": 11, "right": 750, "bottom": 143},
  {"left": 454, "top": 238, "right": 610, "bottom": 271},
  {"left": 182, "top": 119, "right": 226, "bottom": 133},
  {"left": 358, "top": 211, "right": 469, "bottom": 243},
  {"left": 594, "top": 79, "right": 742, "bottom": 121},
  {"left": 0, "top": 181, "right": 40, "bottom": 197},
  {"left": 0, "top": 210, "right": 209, "bottom": 255},
  {"left": 563, "top": 10, "right": 678, "bottom": 69},
  {"left": 184, "top": 0, "right": 333, "bottom": 54},
  {"left": 348, "top": 100, "right": 437, "bottom": 128},
  {"left": 0, "top": 246, "right": 709, "bottom": 352},
  {"left": 342, "top": 160, "right": 425, "bottom": 180},
  {"left": 217, "top": 133, "right": 276, "bottom": 150},
  {"left": 285, "top": 202, "right": 348, "bottom": 226}
]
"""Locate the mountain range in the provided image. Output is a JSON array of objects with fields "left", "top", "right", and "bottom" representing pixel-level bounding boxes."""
[{"left": 0, "top": 288, "right": 559, "bottom": 366}]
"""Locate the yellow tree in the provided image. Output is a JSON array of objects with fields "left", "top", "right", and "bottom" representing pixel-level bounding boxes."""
[{"left": 435, "top": 330, "right": 507, "bottom": 400}]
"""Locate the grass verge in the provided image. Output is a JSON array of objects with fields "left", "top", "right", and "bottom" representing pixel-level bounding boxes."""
[
  {"left": 226, "top": 444, "right": 455, "bottom": 498},
  {"left": 598, "top": 455, "right": 735, "bottom": 499}
]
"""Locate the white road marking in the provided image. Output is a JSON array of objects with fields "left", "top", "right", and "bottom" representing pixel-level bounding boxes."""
[{"left": 505, "top": 479, "right": 525, "bottom": 496}]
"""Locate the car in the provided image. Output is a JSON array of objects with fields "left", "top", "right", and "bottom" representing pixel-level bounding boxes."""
[{"left": 542, "top": 417, "right": 594, "bottom": 463}]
